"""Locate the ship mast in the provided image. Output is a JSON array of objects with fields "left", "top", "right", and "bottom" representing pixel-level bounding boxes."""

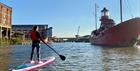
[
  {"left": 120, "top": 0, "right": 123, "bottom": 23},
  {"left": 95, "top": 3, "right": 97, "bottom": 30}
]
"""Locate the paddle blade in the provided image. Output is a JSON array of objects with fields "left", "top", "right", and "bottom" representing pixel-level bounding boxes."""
[{"left": 59, "top": 55, "right": 66, "bottom": 61}]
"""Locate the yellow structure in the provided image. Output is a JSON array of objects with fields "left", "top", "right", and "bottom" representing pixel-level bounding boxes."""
[{"left": 0, "top": 3, "right": 12, "bottom": 39}]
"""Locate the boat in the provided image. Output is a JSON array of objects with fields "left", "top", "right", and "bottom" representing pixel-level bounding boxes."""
[
  {"left": 11, "top": 57, "right": 55, "bottom": 71},
  {"left": 90, "top": 0, "right": 140, "bottom": 47}
]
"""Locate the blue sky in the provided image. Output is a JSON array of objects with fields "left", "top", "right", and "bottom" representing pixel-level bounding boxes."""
[{"left": 1, "top": 0, "right": 140, "bottom": 37}]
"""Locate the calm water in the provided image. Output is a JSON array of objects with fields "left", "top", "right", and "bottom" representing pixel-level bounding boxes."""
[{"left": 8, "top": 42, "right": 140, "bottom": 71}]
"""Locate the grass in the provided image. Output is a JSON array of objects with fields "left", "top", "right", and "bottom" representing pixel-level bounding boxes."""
[{"left": 0, "top": 38, "right": 24, "bottom": 46}]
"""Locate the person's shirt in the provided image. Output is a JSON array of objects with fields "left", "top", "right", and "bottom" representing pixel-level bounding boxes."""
[{"left": 31, "top": 31, "right": 41, "bottom": 43}]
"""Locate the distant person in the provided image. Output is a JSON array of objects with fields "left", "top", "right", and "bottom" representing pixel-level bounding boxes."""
[{"left": 30, "top": 25, "right": 45, "bottom": 64}]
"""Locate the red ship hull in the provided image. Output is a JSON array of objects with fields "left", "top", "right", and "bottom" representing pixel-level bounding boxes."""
[{"left": 90, "top": 18, "right": 140, "bottom": 47}]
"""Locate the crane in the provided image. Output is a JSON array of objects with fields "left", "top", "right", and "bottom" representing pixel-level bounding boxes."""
[{"left": 75, "top": 26, "right": 80, "bottom": 39}]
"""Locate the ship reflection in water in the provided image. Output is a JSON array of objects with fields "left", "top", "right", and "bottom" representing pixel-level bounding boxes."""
[{"left": 8, "top": 43, "right": 140, "bottom": 71}]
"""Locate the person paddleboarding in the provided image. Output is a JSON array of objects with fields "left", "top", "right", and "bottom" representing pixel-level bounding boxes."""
[
  {"left": 30, "top": 25, "right": 45, "bottom": 64},
  {"left": 30, "top": 25, "right": 65, "bottom": 64}
]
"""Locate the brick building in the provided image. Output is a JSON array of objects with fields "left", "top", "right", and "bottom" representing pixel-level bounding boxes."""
[{"left": 0, "top": 2, "right": 12, "bottom": 39}]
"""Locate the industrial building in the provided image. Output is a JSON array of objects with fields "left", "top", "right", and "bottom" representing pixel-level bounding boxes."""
[
  {"left": 12, "top": 25, "right": 53, "bottom": 42},
  {"left": 0, "top": 2, "right": 12, "bottom": 39}
]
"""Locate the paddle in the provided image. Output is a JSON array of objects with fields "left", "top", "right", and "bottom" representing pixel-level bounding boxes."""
[{"left": 44, "top": 43, "right": 66, "bottom": 61}]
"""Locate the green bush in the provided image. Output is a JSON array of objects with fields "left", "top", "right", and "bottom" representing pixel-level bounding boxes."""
[
  {"left": 0, "top": 38, "right": 10, "bottom": 46},
  {"left": 10, "top": 38, "right": 22, "bottom": 45}
]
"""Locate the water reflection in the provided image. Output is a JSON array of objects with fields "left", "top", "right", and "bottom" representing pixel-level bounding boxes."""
[
  {"left": 100, "top": 47, "right": 140, "bottom": 71},
  {"left": 0, "top": 46, "right": 11, "bottom": 71},
  {"left": 9, "top": 43, "right": 140, "bottom": 71}
]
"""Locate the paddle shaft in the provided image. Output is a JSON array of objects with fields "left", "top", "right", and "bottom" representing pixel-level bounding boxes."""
[
  {"left": 44, "top": 43, "right": 60, "bottom": 55},
  {"left": 41, "top": 39, "right": 65, "bottom": 61}
]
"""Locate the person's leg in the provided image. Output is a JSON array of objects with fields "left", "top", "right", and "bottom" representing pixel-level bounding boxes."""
[
  {"left": 30, "top": 44, "right": 35, "bottom": 61},
  {"left": 36, "top": 43, "right": 40, "bottom": 61}
]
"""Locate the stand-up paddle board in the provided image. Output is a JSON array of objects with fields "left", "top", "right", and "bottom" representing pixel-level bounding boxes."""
[{"left": 11, "top": 57, "right": 55, "bottom": 71}]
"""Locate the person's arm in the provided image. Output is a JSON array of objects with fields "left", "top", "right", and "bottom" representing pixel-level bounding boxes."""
[{"left": 36, "top": 32, "right": 46, "bottom": 44}]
